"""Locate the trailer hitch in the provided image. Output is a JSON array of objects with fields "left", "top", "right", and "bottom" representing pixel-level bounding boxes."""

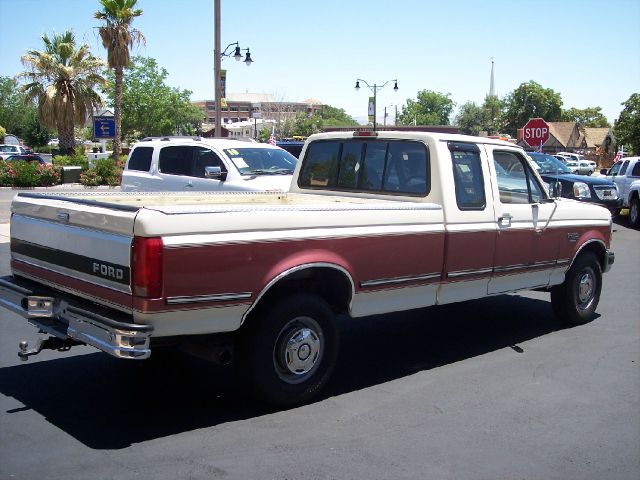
[{"left": 18, "top": 337, "right": 80, "bottom": 361}]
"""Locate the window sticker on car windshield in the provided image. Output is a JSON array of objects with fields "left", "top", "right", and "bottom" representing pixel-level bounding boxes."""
[
  {"left": 227, "top": 149, "right": 239, "bottom": 156},
  {"left": 232, "top": 157, "right": 249, "bottom": 168}
]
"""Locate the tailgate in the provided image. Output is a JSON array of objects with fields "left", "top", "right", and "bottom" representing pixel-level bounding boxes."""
[{"left": 10, "top": 193, "right": 139, "bottom": 309}]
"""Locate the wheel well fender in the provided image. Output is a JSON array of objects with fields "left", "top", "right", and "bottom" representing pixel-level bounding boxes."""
[
  {"left": 571, "top": 239, "right": 607, "bottom": 272},
  {"left": 241, "top": 263, "right": 355, "bottom": 327}
]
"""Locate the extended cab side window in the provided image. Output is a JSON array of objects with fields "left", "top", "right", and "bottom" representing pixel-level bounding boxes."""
[
  {"left": 494, "top": 151, "right": 544, "bottom": 204},
  {"left": 449, "top": 142, "right": 486, "bottom": 210},
  {"left": 127, "top": 146, "right": 153, "bottom": 172},
  {"left": 159, "top": 146, "right": 193, "bottom": 176},
  {"left": 619, "top": 160, "right": 629, "bottom": 176},
  {"left": 631, "top": 161, "right": 640, "bottom": 177}
]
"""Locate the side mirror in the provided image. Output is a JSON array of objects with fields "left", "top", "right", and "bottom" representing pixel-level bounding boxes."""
[
  {"left": 599, "top": 168, "right": 609, "bottom": 175},
  {"left": 204, "top": 166, "right": 227, "bottom": 181},
  {"left": 551, "top": 180, "right": 562, "bottom": 198}
]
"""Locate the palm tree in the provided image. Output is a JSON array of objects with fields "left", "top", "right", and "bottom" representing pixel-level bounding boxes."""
[
  {"left": 17, "top": 31, "right": 107, "bottom": 154},
  {"left": 95, "top": 0, "right": 145, "bottom": 159}
]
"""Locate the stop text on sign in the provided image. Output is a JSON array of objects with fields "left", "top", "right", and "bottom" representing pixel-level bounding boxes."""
[{"left": 525, "top": 127, "right": 548, "bottom": 139}]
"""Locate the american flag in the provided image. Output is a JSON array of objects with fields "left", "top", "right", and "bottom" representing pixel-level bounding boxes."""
[
  {"left": 613, "top": 150, "right": 623, "bottom": 162},
  {"left": 268, "top": 126, "right": 276, "bottom": 146}
]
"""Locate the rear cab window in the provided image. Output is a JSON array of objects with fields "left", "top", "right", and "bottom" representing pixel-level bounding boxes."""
[{"left": 298, "top": 139, "right": 429, "bottom": 196}]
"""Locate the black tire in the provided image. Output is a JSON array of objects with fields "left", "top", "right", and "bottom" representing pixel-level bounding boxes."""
[
  {"left": 551, "top": 252, "right": 602, "bottom": 326},
  {"left": 242, "top": 294, "right": 338, "bottom": 407},
  {"left": 629, "top": 197, "right": 640, "bottom": 228}
]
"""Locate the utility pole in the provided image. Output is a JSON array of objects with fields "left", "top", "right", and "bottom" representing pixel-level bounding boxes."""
[{"left": 214, "top": 0, "right": 222, "bottom": 137}]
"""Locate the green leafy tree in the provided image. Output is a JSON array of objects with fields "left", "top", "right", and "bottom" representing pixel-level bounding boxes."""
[
  {"left": 398, "top": 90, "right": 455, "bottom": 126},
  {"left": 455, "top": 101, "right": 485, "bottom": 135},
  {"left": 105, "top": 56, "right": 202, "bottom": 139},
  {"left": 290, "top": 112, "right": 322, "bottom": 138},
  {"left": 320, "top": 105, "right": 358, "bottom": 127},
  {"left": 17, "top": 31, "right": 106, "bottom": 153},
  {"left": 561, "top": 107, "right": 611, "bottom": 128},
  {"left": 455, "top": 96, "right": 506, "bottom": 136},
  {"left": 95, "top": 0, "right": 145, "bottom": 158},
  {"left": 282, "top": 104, "right": 358, "bottom": 139},
  {"left": 0, "top": 77, "right": 32, "bottom": 135},
  {"left": 0, "top": 125, "right": 5, "bottom": 142},
  {"left": 482, "top": 95, "right": 504, "bottom": 135},
  {"left": 614, "top": 93, "right": 640, "bottom": 155},
  {"left": 1, "top": 76, "right": 53, "bottom": 145},
  {"left": 22, "top": 108, "right": 52, "bottom": 147},
  {"left": 502, "top": 81, "right": 563, "bottom": 136}
]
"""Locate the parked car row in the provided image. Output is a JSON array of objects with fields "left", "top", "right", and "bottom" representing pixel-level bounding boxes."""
[
  {"left": 527, "top": 152, "right": 621, "bottom": 215},
  {"left": 552, "top": 152, "right": 597, "bottom": 175}
]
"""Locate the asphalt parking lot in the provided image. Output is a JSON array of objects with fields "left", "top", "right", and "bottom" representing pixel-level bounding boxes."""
[{"left": 0, "top": 190, "right": 638, "bottom": 480}]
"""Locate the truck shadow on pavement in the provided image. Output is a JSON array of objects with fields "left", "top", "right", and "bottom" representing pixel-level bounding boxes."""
[{"left": 0, "top": 293, "right": 576, "bottom": 449}]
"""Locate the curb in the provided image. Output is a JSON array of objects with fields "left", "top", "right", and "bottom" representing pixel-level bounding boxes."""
[{"left": 0, "top": 184, "right": 121, "bottom": 191}]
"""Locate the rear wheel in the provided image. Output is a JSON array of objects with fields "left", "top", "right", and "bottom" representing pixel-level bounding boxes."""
[
  {"left": 629, "top": 197, "right": 640, "bottom": 228},
  {"left": 242, "top": 294, "right": 338, "bottom": 407},
  {"left": 551, "top": 252, "right": 602, "bottom": 325}
]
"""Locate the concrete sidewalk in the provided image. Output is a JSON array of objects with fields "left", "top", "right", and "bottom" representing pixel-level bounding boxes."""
[{"left": 0, "top": 223, "right": 9, "bottom": 243}]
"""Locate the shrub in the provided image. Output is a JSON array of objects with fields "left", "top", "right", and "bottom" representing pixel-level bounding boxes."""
[
  {"left": 79, "top": 158, "right": 124, "bottom": 187},
  {"left": 53, "top": 150, "right": 89, "bottom": 170},
  {"left": 11, "top": 161, "right": 41, "bottom": 187},
  {"left": 0, "top": 160, "right": 62, "bottom": 187},
  {"left": 0, "top": 161, "right": 13, "bottom": 186},
  {"left": 38, "top": 163, "right": 62, "bottom": 186},
  {"left": 79, "top": 169, "right": 101, "bottom": 187}
]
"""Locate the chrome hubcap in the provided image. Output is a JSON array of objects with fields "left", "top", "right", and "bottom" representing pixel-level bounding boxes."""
[
  {"left": 274, "top": 317, "right": 323, "bottom": 384},
  {"left": 577, "top": 270, "right": 595, "bottom": 309}
]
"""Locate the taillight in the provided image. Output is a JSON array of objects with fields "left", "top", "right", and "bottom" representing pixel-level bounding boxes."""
[{"left": 132, "top": 236, "right": 163, "bottom": 298}]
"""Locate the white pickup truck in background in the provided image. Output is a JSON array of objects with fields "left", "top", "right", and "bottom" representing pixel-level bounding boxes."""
[
  {"left": 601, "top": 156, "right": 640, "bottom": 227},
  {"left": 0, "top": 131, "right": 615, "bottom": 406},
  {"left": 121, "top": 136, "right": 297, "bottom": 192}
]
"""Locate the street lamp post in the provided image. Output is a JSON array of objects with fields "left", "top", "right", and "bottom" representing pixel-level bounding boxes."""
[
  {"left": 354, "top": 78, "right": 398, "bottom": 131},
  {"left": 214, "top": 0, "right": 253, "bottom": 137}
]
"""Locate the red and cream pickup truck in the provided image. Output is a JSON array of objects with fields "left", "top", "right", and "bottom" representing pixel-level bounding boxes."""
[{"left": 0, "top": 131, "right": 615, "bottom": 406}]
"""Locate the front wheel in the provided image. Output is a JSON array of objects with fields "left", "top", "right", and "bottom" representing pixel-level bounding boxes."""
[
  {"left": 629, "top": 197, "right": 640, "bottom": 228},
  {"left": 242, "top": 294, "right": 338, "bottom": 407},
  {"left": 551, "top": 252, "right": 602, "bottom": 325}
]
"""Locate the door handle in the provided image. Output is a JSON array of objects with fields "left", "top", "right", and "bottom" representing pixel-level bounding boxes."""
[{"left": 498, "top": 213, "right": 513, "bottom": 228}]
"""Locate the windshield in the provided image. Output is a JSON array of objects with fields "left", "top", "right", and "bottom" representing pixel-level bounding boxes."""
[
  {"left": 529, "top": 154, "right": 572, "bottom": 174},
  {"left": 223, "top": 147, "right": 297, "bottom": 175}
]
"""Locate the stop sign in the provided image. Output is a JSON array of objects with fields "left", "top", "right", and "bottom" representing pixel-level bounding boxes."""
[{"left": 523, "top": 118, "right": 550, "bottom": 148}]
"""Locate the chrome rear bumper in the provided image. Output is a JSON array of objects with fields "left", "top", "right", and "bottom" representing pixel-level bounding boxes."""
[{"left": 0, "top": 276, "right": 152, "bottom": 359}]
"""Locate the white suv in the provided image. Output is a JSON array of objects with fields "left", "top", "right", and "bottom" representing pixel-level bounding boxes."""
[
  {"left": 0, "top": 144, "right": 29, "bottom": 160},
  {"left": 121, "top": 136, "right": 297, "bottom": 192}
]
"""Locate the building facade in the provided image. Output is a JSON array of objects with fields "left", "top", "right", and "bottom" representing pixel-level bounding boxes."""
[{"left": 193, "top": 93, "right": 323, "bottom": 133}]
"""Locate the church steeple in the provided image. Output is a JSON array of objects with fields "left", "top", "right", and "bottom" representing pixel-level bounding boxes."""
[{"left": 489, "top": 57, "right": 496, "bottom": 97}]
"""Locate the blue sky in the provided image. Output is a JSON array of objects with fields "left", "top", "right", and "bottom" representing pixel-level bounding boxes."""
[{"left": 1, "top": 0, "right": 638, "bottom": 125}]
